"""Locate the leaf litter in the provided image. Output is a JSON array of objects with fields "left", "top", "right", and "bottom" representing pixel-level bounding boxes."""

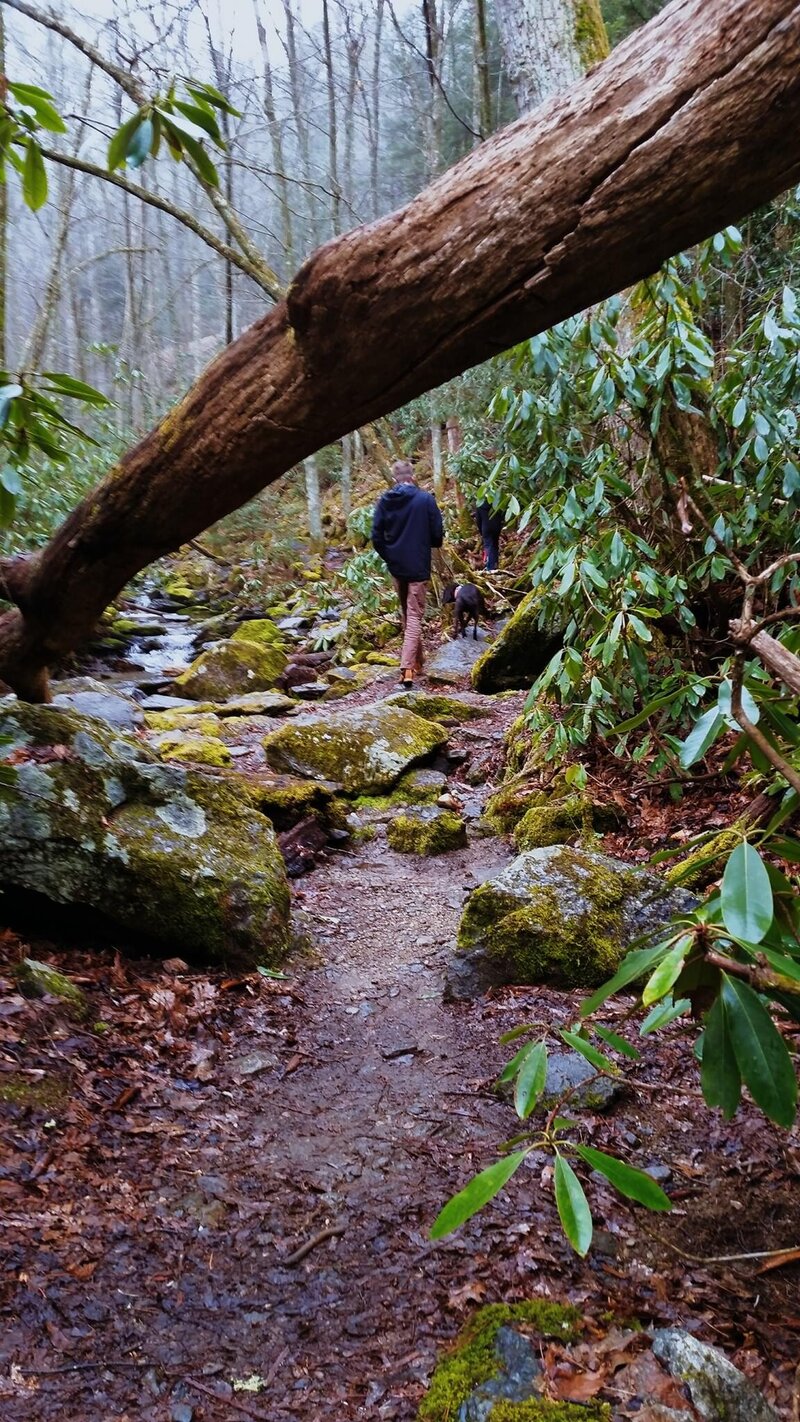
[{"left": 0, "top": 679, "right": 798, "bottom": 1420}]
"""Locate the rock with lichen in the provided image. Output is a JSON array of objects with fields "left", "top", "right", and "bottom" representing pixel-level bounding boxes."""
[
  {"left": 387, "top": 806, "right": 467, "bottom": 855},
  {"left": 262, "top": 703, "right": 447, "bottom": 794},
  {"left": 0, "top": 703, "right": 290, "bottom": 967},
  {"left": 386, "top": 690, "right": 489, "bottom": 723},
  {"left": 471, "top": 589, "right": 562, "bottom": 694},
  {"left": 447, "top": 846, "right": 694, "bottom": 998},
  {"left": 14, "top": 958, "right": 88, "bottom": 1018},
  {"left": 174, "top": 639, "right": 287, "bottom": 701}
]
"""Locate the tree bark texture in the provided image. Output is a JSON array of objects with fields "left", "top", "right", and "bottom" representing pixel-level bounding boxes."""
[
  {"left": 494, "top": 0, "right": 608, "bottom": 114},
  {"left": 2, "top": 0, "right": 800, "bottom": 698}
]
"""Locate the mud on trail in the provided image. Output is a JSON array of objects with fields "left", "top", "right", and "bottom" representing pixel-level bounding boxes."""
[{"left": 1, "top": 663, "right": 800, "bottom": 1420}]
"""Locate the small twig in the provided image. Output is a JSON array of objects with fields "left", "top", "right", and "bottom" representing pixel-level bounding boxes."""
[
  {"left": 185, "top": 1376, "right": 272, "bottom": 1419},
  {"left": 21, "top": 1361, "right": 150, "bottom": 1376},
  {"left": 280, "top": 1222, "right": 345, "bottom": 1266},
  {"left": 643, "top": 1228, "right": 800, "bottom": 1266},
  {"left": 189, "top": 538, "right": 229, "bottom": 568}
]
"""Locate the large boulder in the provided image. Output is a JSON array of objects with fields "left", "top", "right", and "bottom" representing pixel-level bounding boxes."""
[
  {"left": 448, "top": 846, "right": 694, "bottom": 998},
  {"left": 0, "top": 703, "right": 290, "bottom": 967},
  {"left": 471, "top": 588, "right": 562, "bottom": 693},
  {"left": 262, "top": 703, "right": 447, "bottom": 794},
  {"left": 174, "top": 638, "right": 287, "bottom": 700}
]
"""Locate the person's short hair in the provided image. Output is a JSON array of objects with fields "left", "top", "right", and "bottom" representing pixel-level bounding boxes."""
[{"left": 392, "top": 459, "right": 415, "bottom": 482}]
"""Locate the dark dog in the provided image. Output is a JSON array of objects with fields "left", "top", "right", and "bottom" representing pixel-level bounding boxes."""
[{"left": 442, "top": 582, "right": 485, "bottom": 640}]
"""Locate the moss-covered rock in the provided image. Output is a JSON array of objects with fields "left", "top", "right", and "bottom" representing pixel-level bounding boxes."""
[
  {"left": 471, "top": 589, "right": 562, "bottom": 694},
  {"left": 387, "top": 806, "right": 467, "bottom": 855},
  {"left": 14, "top": 958, "right": 88, "bottom": 1018},
  {"left": 449, "top": 846, "right": 694, "bottom": 997},
  {"left": 513, "top": 795, "right": 621, "bottom": 850},
  {"left": 483, "top": 782, "right": 557, "bottom": 835},
  {"left": 174, "top": 638, "right": 287, "bottom": 700},
  {"left": 216, "top": 691, "right": 296, "bottom": 717},
  {"left": 145, "top": 711, "right": 224, "bottom": 736},
  {"left": 231, "top": 618, "right": 285, "bottom": 649},
  {"left": 387, "top": 691, "right": 488, "bottom": 723},
  {"left": 262, "top": 703, "right": 447, "bottom": 794},
  {"left": 158, "top": 735, "right": 233, "bottom": 768},
  {"left": 246, "top": 772, "right": 338, "bottom": 830},
  {"left": 0, "top": 703, "right": 290, "bottom": 967},
  {"left": 419, "top": 1302, "right": 584, "bottom": 1422}
]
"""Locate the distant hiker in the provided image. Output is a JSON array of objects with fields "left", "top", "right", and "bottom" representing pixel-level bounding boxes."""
[
  {"left": 473, "top": 500, "right": 504, "bottom": 571},
  {"left": 371, "top": 460, "right": 444, "bottom": 688}
]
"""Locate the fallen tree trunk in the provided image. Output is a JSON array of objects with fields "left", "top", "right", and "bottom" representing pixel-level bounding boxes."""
[{"left": 2, "top": 0, "right": 800, "bottom": 699}]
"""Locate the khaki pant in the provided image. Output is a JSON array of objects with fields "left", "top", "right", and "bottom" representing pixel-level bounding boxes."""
[{"left": 394, "top": 579, "right": 427, "bottom": 672}]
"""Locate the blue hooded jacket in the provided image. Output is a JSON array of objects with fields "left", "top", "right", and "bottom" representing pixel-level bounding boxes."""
[{"left": 371, "top": 482, "right": 444, "bottom": 582}]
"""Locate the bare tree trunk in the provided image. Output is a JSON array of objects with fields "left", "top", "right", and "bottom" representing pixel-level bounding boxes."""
[
  {"left": 284, "top": 0, "right": 321, "bottom": 250},
  {"left": 253, "top": 0, "right": 295, "bottom": 272},
  {"left": 422, "top": 0, "right": 444, "bottom": 179},
  {"left": 340, "top": 432, "right": 353, "bottom": 521},
  {"left": 0, "top": 0, "right": 799, "bottom": 700},
  {"left": 494, "top": 0, "right": 608, "bottom": 114},
  {"left": 474, "top": 0, "right": 492, "bottom": 140},
  {"left": 322, "top": 0, "right": 341, "bottom": 235},
  {"left": 431, "top": 417, "right": 444, "bottom": 498},
  {"left": 304, "top": 454, "right": 323, "bottom": 543}
]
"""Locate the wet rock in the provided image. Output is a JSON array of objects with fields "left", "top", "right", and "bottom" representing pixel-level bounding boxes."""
[
  {"left": 262, "top": 703, "right": 447, "bottom": 795},
  {"left": 51, "top": 677, "right": 144, "bottom": 730},
  {"left": 0, "top": 703, "right": 290, "bottom": 967},
  {"left": 387, "top": 806, "right": 467, "bottom": 855},
  {"left": 141, "top": 694, "right": 200, "bottom": 711},
  {"left": 448, "top": 846, "right": 694, "bottom": 995},
  {"left": 293, "top": 681, "right": 329, "bottom": 700},
  {"left": 540, "top": 1048, "right": 621, "bottom": 1111},
  {"left": 651, "top": 1329, "right": 780, "bottom": 1422},
  {"left": 426, "top": 634, "right": 489, "bottom": 685},
  {"left": 174, "top": 639, "right": 287, "bottom": 701},
  {"left": 14, "top": 957, "right": 88, "bottom": 1018},
  {"left": 471, "top": 588, "right": 562, "bottom": 693}
]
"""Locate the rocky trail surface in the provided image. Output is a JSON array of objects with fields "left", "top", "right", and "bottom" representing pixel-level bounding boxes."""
[{"left": 2, "top": 603, "right": 799, "bottom": 1421}]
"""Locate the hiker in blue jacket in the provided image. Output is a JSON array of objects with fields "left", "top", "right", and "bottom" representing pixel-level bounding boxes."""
[{"left": 371, "top": 460, "right": 444, "bottom": 688}]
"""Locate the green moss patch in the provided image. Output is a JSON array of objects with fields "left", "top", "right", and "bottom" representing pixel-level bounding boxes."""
[
  {"left": 388, "top": 691, "right": 487, "bottom": 723},
  {"left": 387, "top": 807, "right": 467, "bottom": 855},
  {"left": 231, "top": 618, "right": 285, "bottom": 649},
  {"left": 488, "top": 1402, "right": 610, "bottom": 1420},
  {"left": 419, "top": 1302, "right": 581, "bottom": 1422},
  {"left": 159, "top": 736, "right": 233, "bottom": 768}
]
